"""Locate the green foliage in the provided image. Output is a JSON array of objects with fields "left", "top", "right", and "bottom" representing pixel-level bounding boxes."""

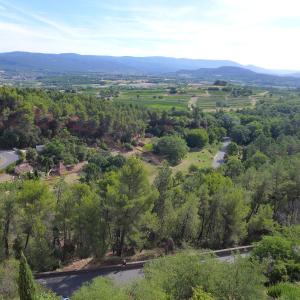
[
  {"left": 102, "top": 157, "right": 158, "bottom": 255},
  {"left": 71, "top": 277, "right": 129, "bottom": 300},
  {"left": 224, "top": 156, "right": 244, "bottom": 178},
  {"left": 132, "top": 252, "right": 266, "bottom": 300},
  {"left": 245, "top": 151, "right": 268, "bottom": 169},
  {"left": 190, "top": 287, "right": 215, "bottom": 300},
  {"left": 26, "top": 148, "right": 38, "bottom": 163},
  {"left": 226, "top": 142, "right": 239, "bottom": 156},
  {"left": 185, "top": 128, "right": 208, "bottom": 149},
  {"left": 155, "top": 135, "right": 188, "bottom": 165},
  {"left": 18, "top": 252, "right": 36, "bottom": 300},
  {"left": 0, "top": 259, "right": 19, "bottom": 300},
  {"left": 252, "top": 234, "right": 300, "bottom": 283},
  {"left": 268, "top": 282, "right": 300, "bottom": 300}
]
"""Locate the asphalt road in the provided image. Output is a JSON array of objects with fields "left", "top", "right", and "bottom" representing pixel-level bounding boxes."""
[
  {"left": 37, "top": 254, "right": 246, "bottom": 298},
  {"left": 212, "top": 138, "right": 231, "bottom": 169},
  {"left": 38, "top": 268, "right": 144, "bottom": 298},
  {"left": 0, "top": 150, "right": 19, "bottom": 170}
]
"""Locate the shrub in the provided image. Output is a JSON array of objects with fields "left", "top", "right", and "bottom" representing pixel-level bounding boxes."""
[
  {"left": 72, "top": 277, "right": 129, "bottom": 300},
  {"left": 124, "top": 143, "right": 133, "bottom": 151},
  {"left": 185, "top": 129, "right": 208, "bottom": 149},
  {"left": 5, "top": 163, "right": 16, "bottom": 174},
  {"left": 267, "top": 282, "right": 300, "bottom": 300},
  {"left": 154, "top": 135, "right": 188, "bottom": 165},
  {"left": 190, "top": 287, "right": 215, "bottom": 300},
  {"left": 131, "top": 252, "right": 265, "bottom": 300},
  {"left": 0, "top": 259, "right": 19, "bottom": 300}
]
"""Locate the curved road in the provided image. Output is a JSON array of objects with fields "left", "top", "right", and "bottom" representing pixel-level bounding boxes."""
[
  {"left": 37, "top": 253, "right": 246, "bottom": 298},
  {"left": 212, "top": 138, "right": 231, "bottom": 169},
  {"left": 0, "top": 150, "right": 19, "bottom": 170}
]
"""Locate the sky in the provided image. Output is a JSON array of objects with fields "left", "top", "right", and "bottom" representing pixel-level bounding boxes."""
[{"left": 0, "top": 0, "right": 300, "bottom": 70}]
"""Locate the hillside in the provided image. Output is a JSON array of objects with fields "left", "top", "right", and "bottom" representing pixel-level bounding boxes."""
[
  {"left": 176, "top": 66, "right": 300, "bottom": 87},
  {"left": 0, "top": 51, "right": 243, "bottom": 74}
]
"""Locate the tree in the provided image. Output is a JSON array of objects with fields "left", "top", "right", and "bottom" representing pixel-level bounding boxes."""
[
  {"left": 104, "top": 157, "right": 158, "bottom": 256},
  {"left": 18, "top": 252, "right": 36, "bottom": 300},
  {"left": 26, "top": 148, "right": 38, "bottom": 164},
  {"left": 17, "top": 181, "right": 54, "bottom": 250},
  {"left": 153, "top": 161, "right": 174, "bottom": 239},
  {"left": 252, "top": 235, "right": 300, "bottom": 283},
  {"left": 0, "top": 191, "right": 16, "bottom": 259},
  {"left": 155, "top": 135, "right": 188, "bottom": 165},
  {"left": 169, "top": 87, "right": 177, "bottom": 94},
  {"left": 185, "top": 129, "right": 208, "bottom": 149},
  {"left": 245, "top": 151, "right": 268, "bottom": 169},
  {"left": 224, "top": 157, "right": 244, "bottom": 178},
  {"left": 231, "top": 125, "right": 250, "bottom": 145},
  {"left": 226, "top": 142, "right": 239, "bottom": 156}
]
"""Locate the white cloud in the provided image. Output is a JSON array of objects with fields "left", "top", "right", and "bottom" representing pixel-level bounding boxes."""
[{"left": 0, "top": 0, "right": 300, "bottom": 69}]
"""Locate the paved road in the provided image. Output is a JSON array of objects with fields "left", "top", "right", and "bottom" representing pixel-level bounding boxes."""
[
  {"left": 38, "top": 268, "right": 143, "bottom": 298},
  {"left": 0, "top": 150, "right": 19, "bottom": 170},
  {"left": 212, "top": 138, "right": 231, "bottom": 169},
  {"left": 37, "top": 253, "right": 246, "bottom": 298}
]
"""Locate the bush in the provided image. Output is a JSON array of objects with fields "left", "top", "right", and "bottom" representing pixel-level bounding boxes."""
[
  {"left": 124, "top": 143, "right": 133, "bottom": 151},
  {"left": 72, "top": 277, "right": 129, "bottom": 300},
  {"left": 0, "top": 259, "right": 19, "bottom": 300},
  {"left": 131, "top": 252, "right": 266, "bottom": 300},
  {"left": 190, "top": 287, "right": 215, "bottom": 300},
  {"left": 154, "top": 135, "right": 188, "bottom": 165},
  {"left": 26, "top": 148, "right": 38, "bottom": 163},
  {"left": 267, "top": 282, "right": 300, "bottom": 300},
  {"left": 252, "top": 235, "right": 300, "bottom": 283},
  {"left": 5, "top": 163, "right": 16, "bottom": 174},
  {"left": 185, "top": 129, "right": 208, "bottom": 149}
]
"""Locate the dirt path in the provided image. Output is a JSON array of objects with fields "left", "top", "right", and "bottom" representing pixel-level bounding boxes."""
[
  {"left": 188, "top": 96, "right": 198, "bottom": 110},
  {"left": 249, "top": 95, "right": 257, "bottom": 106}
]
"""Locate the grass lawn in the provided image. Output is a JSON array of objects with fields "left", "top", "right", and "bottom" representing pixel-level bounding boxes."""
[
  {"left": 172, "top": 143, "right": 220, "bottom": 173},
  {"left": 139, "top": 142, "right": 221, "bottom": 180}
]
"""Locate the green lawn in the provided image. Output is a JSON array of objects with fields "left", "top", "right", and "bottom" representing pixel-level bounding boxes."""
[
  {"left": 139, "top": 142, "right": 220, "bottom": 181},
  {"left": 172, "top": 143, "right": 220, "bottom": 173}
]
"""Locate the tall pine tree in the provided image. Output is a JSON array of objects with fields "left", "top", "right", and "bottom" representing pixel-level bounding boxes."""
[{"left": 18, "top": 252, "right": 36, "bottom": 300}]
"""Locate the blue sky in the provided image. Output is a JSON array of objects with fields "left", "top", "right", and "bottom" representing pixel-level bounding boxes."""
[{"left": 0, "top": 0, "right": 300, "bottom": 69}]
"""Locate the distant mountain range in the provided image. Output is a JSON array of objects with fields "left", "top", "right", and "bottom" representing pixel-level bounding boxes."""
[
  {"left": 176, "top": 66, "right": 300, "bottom": 87},
  {"left": 1, "top": 51, "right": 300, "bottom": 87},
  {"left": 0, "top": 51, "right": 243, "bottom": 74}
]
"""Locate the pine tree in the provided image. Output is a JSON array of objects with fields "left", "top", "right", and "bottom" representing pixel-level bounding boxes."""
[{"left": 18, "top": 252, "right": 36, "bottom": 300}]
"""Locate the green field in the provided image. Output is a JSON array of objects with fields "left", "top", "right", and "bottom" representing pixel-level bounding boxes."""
[
  {"left": 139, "top": 142, "right": 221, "bottom": 181},
  {"left": 172, "top": 143, "right": 220, "bottom": 173},
  {"left": 112, "top": 85, "right": 271, "bottom": 111},
  {"left": 114, "top": 88, "right": 191, "bottom": 110}
]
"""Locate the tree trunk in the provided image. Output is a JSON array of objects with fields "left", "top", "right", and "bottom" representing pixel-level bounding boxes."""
[
  {"left": 3, "top": 217, "right": 10, "bottom": 258},
  {"left": 24, "top": 232, "right": 30, "bottom": 249},
  {"left": 117, "top": 228, "right": 126, "bottom": 257}
]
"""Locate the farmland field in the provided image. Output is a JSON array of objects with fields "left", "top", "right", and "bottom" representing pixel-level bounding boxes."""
[
  {"left": 112, "top": 85, "right": 271, "bottom": 111},
  {"left": 113, "top": 88, "right": 191, "bottom": 110}
]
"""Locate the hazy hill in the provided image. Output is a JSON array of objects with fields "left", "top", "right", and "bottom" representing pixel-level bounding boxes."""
[
  {"left": 0, "top": 52, "right": 242, "bottom": 74},
  {"left": 176, "top": 66, "right": 300, "bottom": 87}
]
